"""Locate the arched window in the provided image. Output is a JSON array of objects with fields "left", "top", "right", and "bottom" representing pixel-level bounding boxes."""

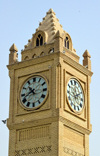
[
  {"left": 64, "top": 37, "right": 69, "bottom": 49},
  {"left": 32, "top": 54, "right": 37, "bottom": 58},
  {"left": 36, "top": 34, "right": 43, "bottom": 46},
  {"left": 48, "top": 48, "right": 54, "bottom": 54},
  {"left": 40, "top": 52, "right": 45, "bottom": 56},
  {"left": 24, "top": 56, "right": 29, "bottom": 60}
]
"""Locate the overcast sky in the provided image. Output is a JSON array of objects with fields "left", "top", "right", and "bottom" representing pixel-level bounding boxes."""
[{"left": 0, "top": 1, "right": 100, "bottom": 156}]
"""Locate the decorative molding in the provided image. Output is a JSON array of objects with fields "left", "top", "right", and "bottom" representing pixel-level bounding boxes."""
[
  {"left": 15, "top": 146, "right": 52, "bottom": 156},
  {"left": 18, "top": 125, "right": 50, "bottom": 141},
  {"left": 63, "top": 147, "right": 84, "bottom": 156}
]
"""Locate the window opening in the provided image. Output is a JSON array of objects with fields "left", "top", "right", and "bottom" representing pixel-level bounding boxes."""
[
  {"left": 36, "top": 38, "right": 39, "bottom": 46},
  {"left": 40, "top": 52, "right": 45, "bottom": 56},
  {"left": 36, "top": 34, "right": 43, "bottom": 46},
  {"left": 40, "top": 36, "right": 43, "bottom": 45},
  {"left": 64, "top": 37, "right": 69, "bottom": 49},
  {"left": 49, "top": 48, "right": 54, "bottom": 54}
]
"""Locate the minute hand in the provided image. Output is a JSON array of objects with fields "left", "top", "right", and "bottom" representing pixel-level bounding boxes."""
[
  {"left": 25, "top": 89, "right": 35, "bottom": 97},
  {"left": 75, "top": 92, "right": 82, "bottom": 97}
]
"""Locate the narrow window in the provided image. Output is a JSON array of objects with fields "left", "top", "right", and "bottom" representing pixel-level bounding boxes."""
[
  {"left": 36, "top": 38, "right": 39, "bottom": 46},
  {"left": 67, "top": 41, "right": 69, "bottom": 49},
  {"left": 36, "top": 34, "right": 43, "bottom": 46},
  {"left": 40, "top": 36, "right": 43, "bottom": 45},
  {"left": 64, "top": 39, "right": 66, "bottom": 47},
  {"left": 65, "top": 37, "right": 69, "bottom": 49}
]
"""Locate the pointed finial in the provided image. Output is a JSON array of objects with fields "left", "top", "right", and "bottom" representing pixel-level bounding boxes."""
[
  {"left": 9, "top": 43, "right": 18, "bottom": 65},
  {"left": 9, "top": 43, "right": 18, "bottom": 52},
  {"left": 83, "top": 49, "right": 91, "bottom": 58},
  {"left": 83, "top": 49, "right": 91, "bottom": 70},
  {"left": 54, "top": 30, "right": 63, "bottom": 52},
  {"left": 54, "top": 30, "right": 63, "bottom": 38}
]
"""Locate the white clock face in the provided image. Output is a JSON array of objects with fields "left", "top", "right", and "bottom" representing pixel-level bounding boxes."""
[
  {"left": 20, "top": 76, "right": 48, "bottom": 109},
  {"left": 67, "top": 78, "right": 84, "bottom": 113}
]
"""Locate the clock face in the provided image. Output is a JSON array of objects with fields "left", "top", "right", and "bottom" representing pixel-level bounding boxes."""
[
  {"left": 67, "top": 78, "right": 84, "bottom": 113},
  {"left": 20, "top": 76, "right": 48, "bottom": 109}
]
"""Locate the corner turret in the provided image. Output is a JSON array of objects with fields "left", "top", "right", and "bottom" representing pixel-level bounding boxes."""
[
  {"left": 83, "top": 49, "right": 91, "bottom": 70},
  {"left": 9, "top": 43, "right": 18, "bottom": 65}
]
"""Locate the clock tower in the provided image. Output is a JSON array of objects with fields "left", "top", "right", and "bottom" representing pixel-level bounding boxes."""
[{"left": 7, "top": 9, "right": 93, "bottom": 156}]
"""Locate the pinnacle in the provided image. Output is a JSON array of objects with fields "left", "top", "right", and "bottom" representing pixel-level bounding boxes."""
[
  {"left": 83, "top": 49, "right": 91, "bottom": 58},
  {"left": 9, "top": 43, "right": 18, "bottom": 52},
  {"left": 54, "top": 30, "right": 63, "bottom": 38},
  {"left": 47, "top": 8, "right": 55, "bottom": 15}
]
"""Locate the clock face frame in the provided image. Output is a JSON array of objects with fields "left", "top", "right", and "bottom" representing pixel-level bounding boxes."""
[
  {"left": 66, "top": 78, "right": 85, "bottom": 114},
  {"left": 19, "top": 75, "right": 48, "bottom": 110}
]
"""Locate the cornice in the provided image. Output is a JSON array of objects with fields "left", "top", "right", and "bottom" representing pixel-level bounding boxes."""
[
  {"left": 7, "top": 114, "right": 92, "bottom": 135},
  {"left": 7, "top": 116, "right": 59, "bottom": 130},
  {"left": 7, "top": 52, "right": 59, "bottom": 70},
  {"left": 7, "top": 51, "right": 93, "bottom": 77},
  {"left": 59, "top": 116, "right": 92, "bottom": 135},
  {"left": 60, "top": 52, "right": 93, "bottom": 77}
]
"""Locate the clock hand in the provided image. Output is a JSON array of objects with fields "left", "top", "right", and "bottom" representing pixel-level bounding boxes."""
[
  {"left": 75, "top": 92, "right": 82, "bottom": 97},
  {"left": 69, "top": 92, "right": 74, "bottom": 97},
  {"left": 74, "top": 92, "right": 82, "bottom": 97},
  {"left": 34, "top": 89, "right": 43, "bottom": 94},
  {"left": 35, "top": 84, "right": 41, "bottom": 90},
  {"left": 27, "top": 94, "right": 33, "bottom": 101},
  {"left": 24, "top": 91, "right": 32, "bottom": 97},
  {"left": 24, "top": 89, "right": 35, "bottom": 98}
]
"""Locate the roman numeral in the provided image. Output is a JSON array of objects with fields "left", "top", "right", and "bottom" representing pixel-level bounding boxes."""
[
  {"left": 23, "top": 87, "right": 26, "bottom": 90},
  {"left": 80, "top": 103, "right": 82, "bottom": 108},
  {"left": 67, "top": 90, "right": 69, "bottom": 93},
  {"left": 41, "top": 94, "right": 45, "bottom": 98},
  {"left": 68, "top": 96, "right": 71, "bottom": 100},
  {"left": 38, "top": 78, "right": 41, "bottom": 82},
  {"left": 38, "top": 100, "right": 40, "bottom": 104},
  {"left": 68, "top": 84, "right": 70, "bottom": 88},
  {"left": 74, "top": 105, "right": 76, "bottom": 110},
  {"left": 74, "top": 80, "right": 76, "bottom": 85},
  {"left": 42, "top": 82, "right": 46, "bottom": 86},
  {"left": 70, "top": 80, "right": 73, "bottom": 85},
  {"left": 43, "top": 88, "right": 47, "bottom": 91},
  {"left": 27, "top": 81, "right": 30, "bottom": 85},
  {"left": 81, "top": 98, "right": 83, "bottom": 102},
  {"left": 21, "top": 94, "right": 25, "bottom": 97},
  {"left": 26, "top": 102, "right": 30, "bottom": 107},
  {"left": 22, "top": 98, "right": 27, "bottom": 103},
  {"left": 33, "top": 77, "right": 36, "bottom": 82},
  {"left": 32, "top": 103, "right": 35, "bottom": 107},
  {"left": 77, "top": 106, "right": 79, "bottom": 111}
]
